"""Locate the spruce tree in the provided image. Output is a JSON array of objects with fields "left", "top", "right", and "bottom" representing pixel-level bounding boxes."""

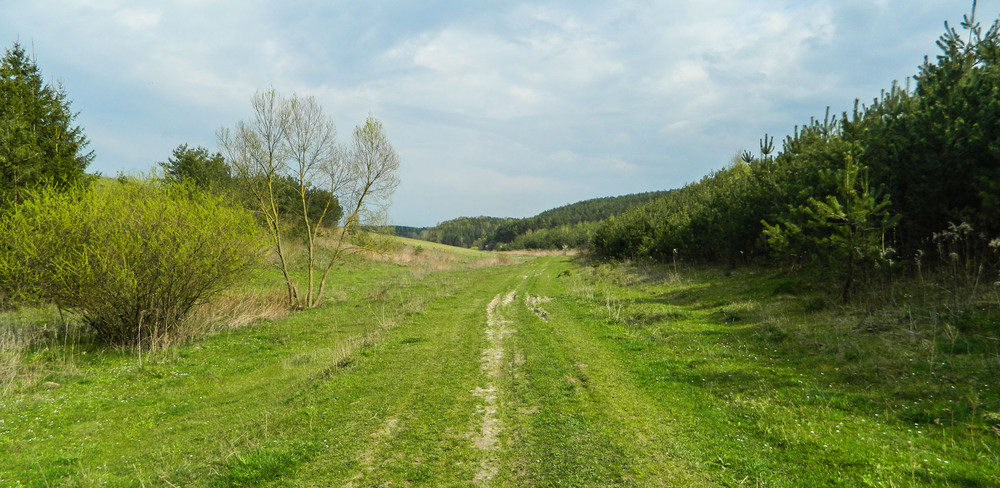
[{"left": 0, "top": 42, "right": 93, "bottom": 207}]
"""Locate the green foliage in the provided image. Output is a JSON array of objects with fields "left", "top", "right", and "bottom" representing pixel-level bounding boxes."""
[
  {"left": 870, "top": 8, "right": 1000, "bottom": 251},
  {"left": 504, "top": 222, "right": 599, "bottom": 251},
  {"left": 0, "top": 42, "right": 93, "bottom": 208},
  {"left": 527, "top": 191, "right": 671, "bottom": 229},
  {"left": 160, "top": 144, "right": 343, "bottom": 232},
  {"left": 392, "top": 225, "right": 430, "bottom": 239},
  {"left": 420, "top": 216, "right": 513, "bottom": 248},
  {"left": 591, "top": 201, "right": 666, "bottom": 259},
  {"left": 763, "top": 151, "right": 899, "bottom": 301},
  {"left": 0, "top": 179, "right": 260, "bottom": 346},
  {"left": 492, "top": 191, "right": 670, "bottom": 250},
  {"left": 593, "top": 154, "right": 781, "bottom": 264},
  {"left": 272, "top": 175, "right": 343, "bottom": 232}
]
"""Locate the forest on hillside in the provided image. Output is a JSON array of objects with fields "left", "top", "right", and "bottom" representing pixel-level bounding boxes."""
[{"left": 416, "top": 191, "right": 669, "bottom": 250}]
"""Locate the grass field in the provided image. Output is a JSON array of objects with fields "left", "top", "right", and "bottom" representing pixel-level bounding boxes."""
[{"left": 1, "top": 244, "right": 998, "bottom": 486}]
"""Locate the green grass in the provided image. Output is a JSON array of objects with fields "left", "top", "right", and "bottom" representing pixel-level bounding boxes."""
[
  {"left": 1, "top": 252, "right": 998, "bottom": 486},
  {"left": 557, "top": 261, "right": 1000, "bottom": 486}
]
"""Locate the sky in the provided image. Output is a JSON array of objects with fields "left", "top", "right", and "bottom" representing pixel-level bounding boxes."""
[{"left": 3, "top": 1, "right": 998, "bottom": 227}]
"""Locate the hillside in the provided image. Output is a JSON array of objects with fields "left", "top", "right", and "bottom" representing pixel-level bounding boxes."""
[
  {"left": 414, "top": 216, "right": 511, "bottom": 249},
  {"left": 415, "top": 191, "right": 669, "bottom": 250}
]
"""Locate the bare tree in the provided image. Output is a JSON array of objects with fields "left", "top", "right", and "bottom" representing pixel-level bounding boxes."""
[
  {"left": 219, "top": 91, "right": 400, "bottom": 309},
  {"left": 313, "top": 115, "right": 401, "bottom": 306},
  {"left": 217, "top": 90, "right": 299, "bottom": 306},
  {"left": 284, "top": 96, "right": 340, "bottom": 307}
]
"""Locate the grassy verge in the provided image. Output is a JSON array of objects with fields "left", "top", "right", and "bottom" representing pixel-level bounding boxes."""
[{"left": 494, "top": 258, "right": 713, "bottom": 486}]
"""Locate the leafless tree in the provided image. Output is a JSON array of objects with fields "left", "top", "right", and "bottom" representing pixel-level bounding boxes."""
[
  {"left": 313, "top": 115, "right": 401, "bottom": 305},
  {"left": 217, "top": 90, "right": 298, "bottom": 306},
  {"left": 218, "top": 91, "right": 400, "bottom": 309},
  {"left": 284, "top": 96, "right": 340, "bottom": 307}
]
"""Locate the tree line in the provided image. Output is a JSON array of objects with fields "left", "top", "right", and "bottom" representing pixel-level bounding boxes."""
[
  {"left": 417, "top": 191, "right": 669, "bottom": 250},
  {"left": 593, "top": 8, "right": 1000, "bottom": 300}
]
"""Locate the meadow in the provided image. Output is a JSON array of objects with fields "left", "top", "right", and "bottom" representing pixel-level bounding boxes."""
[{"left": 1, "top": 239, "right": 998, "bottom": 486}]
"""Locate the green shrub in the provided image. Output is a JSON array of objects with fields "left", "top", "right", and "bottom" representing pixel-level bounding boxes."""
[{"left": 0, "top": 178, "right": 261, "bottom": 346}]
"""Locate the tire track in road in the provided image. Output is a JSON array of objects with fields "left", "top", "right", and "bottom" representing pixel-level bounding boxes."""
[
  {"left": 472, "top": 290, "right": 516, "bottom": 485},
  {"left": 525, "top": 294, "right": 552, "bottom": 322},
  {"left": 345, "top": 416, "right": 399, "bottom": 487}
]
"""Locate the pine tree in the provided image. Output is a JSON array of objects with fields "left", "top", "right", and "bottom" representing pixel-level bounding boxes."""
[
  {"left": 763, "top": 151, "right": 899, "bottom": 301},
  {"left": 891, "top": 4, "right": 1000, "bottom": 248},
  {"left": 159, "top": 144, "right": 231, "bottom": 190},
  {"left": 0, "top": 42, "right": 93, "bottom": 207}
]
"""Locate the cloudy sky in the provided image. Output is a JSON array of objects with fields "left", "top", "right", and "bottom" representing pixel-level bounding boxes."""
[{"left": 3, "top": 1, "right": 997, "bottom": 226}]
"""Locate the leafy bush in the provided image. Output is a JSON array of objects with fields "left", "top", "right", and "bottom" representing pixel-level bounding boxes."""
[{"left": 0, "top": 178, "right": 261, "bottom": 346}]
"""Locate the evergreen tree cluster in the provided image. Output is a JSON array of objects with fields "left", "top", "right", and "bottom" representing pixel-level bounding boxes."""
[
  {"left": 418, "top": 216, "right": 510, "bottom": 248},
  {"left": 593, "top": 9, "right": 1000, "bottom": 291}
]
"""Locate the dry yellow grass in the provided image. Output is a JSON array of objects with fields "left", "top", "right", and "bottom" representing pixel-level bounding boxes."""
[
  {"left": 164, "top": 288, "right": 289, "bottom": 346},
  {"left": 352, "top": 234, "right": 531, "bottom": 274},
  {"left": 499, "top": 249, "right": 580, "bottom": 258},
  {"left": 271, "top": 227, "right": 538, "bottom": 275},
  {"left": 0, "top": 306, "right": 89, "bottom": 393}
]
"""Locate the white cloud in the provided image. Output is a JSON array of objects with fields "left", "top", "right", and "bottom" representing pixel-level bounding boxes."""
[
  {"left": 663, "top": 121, "right": 691, "bottom": 133},
  {"left": 377, "top": 7, "right": 625, "bottom": 120},
  {"left": 672, "top": 61, "right": 710, "bottom": 84},
  {"left": 113, "top": 8, "right": 161, "bottom": 30}
]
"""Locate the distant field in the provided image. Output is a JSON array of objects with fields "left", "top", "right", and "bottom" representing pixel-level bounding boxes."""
[
  {"left": 360, "top": 234, "right": 527, "bottom": 272},
  {"left": 1, "top": 245, "right": 998, "bottom": 486},
  {"left": 389, "top": 234, "right": 497, "bottom": 259}
]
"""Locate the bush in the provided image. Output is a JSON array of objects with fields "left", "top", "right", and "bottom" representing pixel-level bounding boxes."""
[{"left": 0, "top": 178, "right": 261, "bottom": 346}]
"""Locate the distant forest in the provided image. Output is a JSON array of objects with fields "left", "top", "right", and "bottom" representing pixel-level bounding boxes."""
[{"left": 409, "top": 191, "right": 669, "bottom": 250}]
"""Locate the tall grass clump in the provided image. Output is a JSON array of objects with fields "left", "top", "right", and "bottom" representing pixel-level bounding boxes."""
[{"left": 0, "top": 178, "right": 261, "bottom": 346}]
